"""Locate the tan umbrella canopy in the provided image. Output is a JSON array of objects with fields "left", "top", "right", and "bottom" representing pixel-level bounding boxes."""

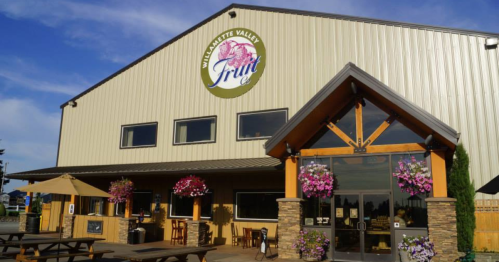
[{"left": 16, "top": 173, "right": 111, "bottom": 197}]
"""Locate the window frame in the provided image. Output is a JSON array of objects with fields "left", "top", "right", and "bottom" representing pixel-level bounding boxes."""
[
  {"left": 132, "top": 190, "right": 153, "bottom": 217},
  {"left": 172, "top": 116, "right": 217, "bottom": 145},
  {"left": 120, "top": 122, "right": 158, "bottom": 149},
  {"left": 236, "top": 108, "right": 288, "bottom": 141},
  {"left": 233, "top": 190, "right": 284, "bottom": 222},
  {"left": 168, "top": 191, "right": 214, "bottom": 220}
]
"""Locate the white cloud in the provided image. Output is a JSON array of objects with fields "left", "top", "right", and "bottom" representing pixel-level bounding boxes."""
[
  {"left": 0, "top": 97, "right": 60, "bottom": 191},
  {"left": 0, "top": 56, "right": 86, "bottom": 95}
]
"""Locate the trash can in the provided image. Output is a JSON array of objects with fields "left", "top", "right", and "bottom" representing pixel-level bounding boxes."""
[
  {"left": 128, "top": 230, "right": 139, "bottom": 244},
  {"left": 26, "top": 213, "right": 40, "bottom": 234},
  {"left": 136, "top": 227, "right": 146, "bottom": 244}
]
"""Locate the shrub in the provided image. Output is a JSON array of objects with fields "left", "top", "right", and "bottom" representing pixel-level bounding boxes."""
[
  {"left": 293, "top": 230, "right": 330, "bottom": 260},
  {"left": 448, "top": 144, "right": 476, "bottom": 252},
  {"left": 7, "top": 211, "right": 19, "bottom": 217},
  {"left": 0, "top": 203, "right": 5, "bottom": 216}
]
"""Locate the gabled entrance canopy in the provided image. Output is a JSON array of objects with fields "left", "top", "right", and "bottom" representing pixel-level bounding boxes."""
[{"left": 265, "top": 63, "right": 459, "bottom": 159}]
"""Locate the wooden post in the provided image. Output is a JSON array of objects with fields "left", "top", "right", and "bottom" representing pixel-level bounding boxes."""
[
  {"left": 25, "top": 180, "right": 34, "bottom": 213},
  {"left": 431, "top": 150, "right": 447, "bottom": 197},
  {"left": 124, "top": 196, "right": 133, "bottom": 218},
  {"left": 69, "top": 195, "right": 76, "bottom": 214},
  {"left": 285, "top": 156, "right": 299, "bottom": 198},
  {"left": 193, "top": 197, "right": 201, "bottom": 221}
]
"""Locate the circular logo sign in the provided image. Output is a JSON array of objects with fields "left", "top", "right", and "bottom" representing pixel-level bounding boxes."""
[{"left": 201, "top": 28, "right": 266, "bottom": 98}]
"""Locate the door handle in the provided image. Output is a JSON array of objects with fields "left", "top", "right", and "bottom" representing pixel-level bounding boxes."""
[
  {"left": 362, "top": 222, "right": 367, "bottom": 231},
  {"left": 356, "top": 222, "right": 361, "bottom": 231}
]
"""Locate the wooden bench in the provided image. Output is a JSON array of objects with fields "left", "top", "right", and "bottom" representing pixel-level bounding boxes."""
[
  {"left": 21, "top": 250, "right": 114, "bottom": 262},
  {"left": 114, "top": 247, "right": 217, "bottom": 262},
  {"left": 0, "top": 247, "right": 85, "bottom": 259}
]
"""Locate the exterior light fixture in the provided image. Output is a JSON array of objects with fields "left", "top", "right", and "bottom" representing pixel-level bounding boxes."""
[
  {"left": 351, "top": 82, "right": 358, "bottom": 95},
  {"left": 68, "top": 101, "right": 77, "bottom": 108},
  {"left": 286, "top": 142, "right": 295, "bottom": 156},
  {"left": 228, "top": 11, "right": 236, "bottom": 18},
  {"left": 485, "top": 37, "right": 498, "bottom": 49},
  {"left": 425, "top": 134, "right": 434, "bottom": 150}
]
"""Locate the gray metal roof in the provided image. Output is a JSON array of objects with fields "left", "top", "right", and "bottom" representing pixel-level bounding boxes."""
[
  {"left": 7, "top": 157, "right": 283, "bottom": 181},
  {"left": 265, "top": 62, "right": 460, "bottom": 157}
]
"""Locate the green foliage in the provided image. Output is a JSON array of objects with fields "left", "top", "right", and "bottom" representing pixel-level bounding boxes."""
[
  {"left": 0, "top": 203, "right": 5, "bottom": 216},
  {"left": 448, "top": 144, "right": 476, "bottom": 252},
  {"left": 31, "top": 193, "right": 43, "bottom": 214},
  {"left": 7, "top": 211, "right": 19, "bottom": 217}
]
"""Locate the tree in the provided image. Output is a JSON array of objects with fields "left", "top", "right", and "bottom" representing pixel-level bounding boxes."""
[
  {"left": 448, "top": 144, "right": 476, "bottom": 252},
  {"left": 0, "top": 148, "right": 7, "bottom": 193}
]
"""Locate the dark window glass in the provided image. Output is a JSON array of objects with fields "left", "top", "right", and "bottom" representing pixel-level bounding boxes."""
[
  {"left": 174, "top": 118, "right": 216, "bottom": 144},
  {"left": 132, "top": 191, "right": 153, "bottom": 216},
  {"left": 362, "top": 99, "right": 389, "bottom": 140},
  {"left": 332, "top": 156, "right": 390, "bottom": 190},
  {"left": 371, "top": 120, "right": 424, "bottom": 145},
  {"left": 301, "top": 158, "right": 332, "bottom": 226},
  {"left": 391, "top": 154, "right": 428, "bottom": 228},
  {"left": 122, "top": 124, "right": 157, "bottom": 147},
  {"left": 333, "top": 103, "right": 356, "bottom": 140},
  {"left": 235, "top": 192, "right": 284, "bottom": 220},
  {"left": 305, "top": 125, "right": 348, "bottom": 149},
  {"left": 170, "top": 192, "right": 213, "bottom": 218},
  {"left": 238, "top": 110, "right": 287, "bottom": 139}
]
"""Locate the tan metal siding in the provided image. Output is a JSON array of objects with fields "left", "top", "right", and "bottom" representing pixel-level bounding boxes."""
[{"left": 57, "top": 8, "right": 499, "bottom": 199}]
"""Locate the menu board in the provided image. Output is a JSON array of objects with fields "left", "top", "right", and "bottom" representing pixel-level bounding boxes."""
[{"left": 87, "top": 220, "right": 103, "bottom": 234}]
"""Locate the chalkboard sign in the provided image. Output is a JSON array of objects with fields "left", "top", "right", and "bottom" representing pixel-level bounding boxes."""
[{"left": 87, "top": 220, "right": 103, "bottom": 234}]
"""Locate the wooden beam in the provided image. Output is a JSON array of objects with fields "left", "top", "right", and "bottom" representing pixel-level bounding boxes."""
[
  {"left": 431, "top": 150, "right": 447, "bottom": 197},
  {"left": 366, "top": 143, "right": 426, "bottom": 153},
  {"left": 363, "top": 115, "right": 396, "bottom": 147},
  {"left": 327, "top": 122, "right": 356, "bottom": 147},
  {"left": 25, "top": 180, "right": 34, "bottom": 213},
  {"left": 285, "top": 157, "right": 299, "bottom": 198},
  {"left": 300, "top": 147, "right": 354, "bottom": 156},
  {"left": 355, "top": 98, "right": 363, "bottom": 146},
  {"left": 193, "top": 197, "right": 201, "bottom": 221}
]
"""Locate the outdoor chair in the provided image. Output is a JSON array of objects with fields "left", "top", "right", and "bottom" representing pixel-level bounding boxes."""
[
  {"left": 242, "top": 227, "right": 252, "bottom": 249},
  {"left": 231, "top": 223, "right": 243, "bottom": 246},
  {"left": 267, "top": 225, "right": 278, "bottom": 248},
  {"left": 177, "top": 220, "right": 187, "bottom": 245},
  {"left": 170, "top": 219, "right": 182, "bottom": 245}
]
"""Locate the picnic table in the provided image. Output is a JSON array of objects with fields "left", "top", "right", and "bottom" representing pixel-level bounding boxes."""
[
  {"left": 5, "top": 237, "right": 112, "bottom": 262},
  {"left": 0, "top": 231, "right": 25, "bottom": 252},
  {"left": 114, "top": 247, "right": 217, "bottom": 262}
]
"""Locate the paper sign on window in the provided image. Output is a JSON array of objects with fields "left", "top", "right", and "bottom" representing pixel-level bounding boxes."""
[
  {"left": 350, "top": 208, "right": 358, "bottom": 219},
  {"left": 336, "top": 208, "right": 344, "bottom": 218}
]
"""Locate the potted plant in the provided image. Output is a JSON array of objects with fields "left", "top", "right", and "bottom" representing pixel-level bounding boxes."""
[
  {"left": 108, "top": 178, "right": 134, "bottom": 204},
  {"left": 398, "top": 235, "right": 436, "bottom": 262},
  {"left": 298, "top": 162, "right": 334, "bottom": 199},
  {"left": 393, "top": 156, "right": 432, "bottom": 196},
  {"left": 293, "top": 230, "right": 330, "bottom": 261},
  {"left": 173, "top": 175, "right": 208, "bottom": 197}
]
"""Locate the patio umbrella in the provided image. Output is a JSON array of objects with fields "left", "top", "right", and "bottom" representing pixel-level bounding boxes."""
[
  {"left": 16, "top": 173, "right": 111, "bottom": 260},
  {"left": 476, "top": 174, "right": 499, "bottom": 195}
]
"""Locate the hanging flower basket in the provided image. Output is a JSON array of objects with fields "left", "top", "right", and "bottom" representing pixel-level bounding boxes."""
[
  {"left": 393, "top": 156, "right": 432, "bottom": 196},
  {"left": 398, "top": 235, "right": 436, "bottom": 262},
  {"left": 298, "top": 162, "right": 334, "bottom": 199},
  {"left": 292, "top": 230, "right": 330, "bottom": 261},
  {"left": 173, "top": 175, "right": 208, "bottom": 197},
  {"left": 108, "top": 178, "right": 134, "bottom": 204}
]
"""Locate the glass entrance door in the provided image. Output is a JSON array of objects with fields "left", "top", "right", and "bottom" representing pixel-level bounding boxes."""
[{"left": 333, "top": 193, "right": 392, "bottom": 261}]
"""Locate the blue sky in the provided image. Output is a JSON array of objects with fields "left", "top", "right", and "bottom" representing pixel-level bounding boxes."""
[{"left": 0, "top": 0, "right": 498, "bottom": 192}]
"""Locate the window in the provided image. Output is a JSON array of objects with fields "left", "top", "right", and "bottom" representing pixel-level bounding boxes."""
[
  {"left": 132, "top": 191, "right": 153, "bottom": 217},
  {"left": 89, "top": 197, "right": 105, "bottom": 215},
  {"left": 169, "top": 191, "right": 213, "bottom": 219},
  {"left": 234, "top": 191, "right": 284, "bottom": 221},
  {"left": 237, "top": 109, "right": 287, "bottom": 140},
  {"left": 121, "top": 123, "right": 157, "bottom": 148},
  {"left": 174, "top": 117, "right": 216, "bottom": 144}
]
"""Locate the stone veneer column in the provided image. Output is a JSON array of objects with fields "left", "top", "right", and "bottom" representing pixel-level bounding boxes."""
[
  {"left": 186, "top": 221, "right": 207, "bottom": 247},
  {"left": 118, "top": 217, "right": 137, "bottom": 244},
  {"left": 426, "top": 197, "right": 459, "bottom": 262},
  {"left": 277, "top": 198, "right": 304, "bottom": 259},
  {"left": 63, "top": 215, "right": 76, "bottom": 238},
  {"left": 19, "top": 213, "right": 29, "bottom": 232}
]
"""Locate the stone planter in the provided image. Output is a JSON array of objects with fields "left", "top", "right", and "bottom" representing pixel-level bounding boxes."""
[
  {"left": 399, "top": 250, "right": 417, "bottom": 262},
  {"left": 302, "top": 256, "right": 319, "bottom": 262}
]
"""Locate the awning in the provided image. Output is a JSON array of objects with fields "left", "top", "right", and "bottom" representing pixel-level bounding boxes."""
[{"left": 7, "top": 157, "right": 284, "bottom": 181}]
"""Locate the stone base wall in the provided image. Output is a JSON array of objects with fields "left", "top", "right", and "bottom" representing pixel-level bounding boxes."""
[
  {"left": 63, "top": 215, "right": 76, "bottom": 238},
  {"left": 186, "top": 221, "right": 207, "bottom": 247},
  {"left": 19, "top": 213, "right": 28, "bottom": 232},
  {"left": 426, "top": 197, "right": 459, "bottom": 262},
  {"left": 118, "top": 218, "right": 137, "bottom": 244},
  {"left": 277, "top": 198, "right": 303, "bottom": 259}
]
